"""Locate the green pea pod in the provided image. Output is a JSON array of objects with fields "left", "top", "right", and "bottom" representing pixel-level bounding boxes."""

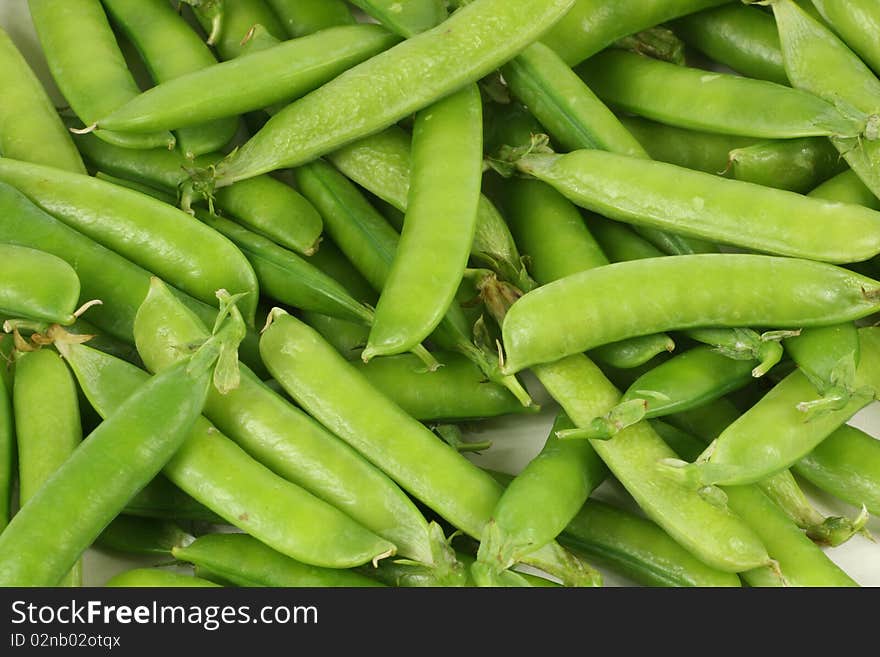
[
  {"left": 728, "top": 138, "right": 847, "bottom": 193},
  {"left": 769, "top": 0, "right": 880, "bottom": 201},
  {"left": 477, "top": 412, "right": 608, "bottom": 577},
  {"left": 93, "top": 24, "right": 399, "bottom": 135},
  {"left": 101, "top": 0, "right": 238, "bottom": 158},
  {"left": 673, "top": 4, "right": 789, "bottom": 85},
  {"left": 795, "top": 424, "right": 880, "bottom": 517},
  {"left": 655, "top": 420, "right": 857, "bottom": 587},
  {"left": 665, "top": 327, "right": 880, "bottom": 488},
  {"left": 105, "top": 568, "right": 220, "bottom": 587},
  {"left": 809, "top": 170, "right": 880, "bottom": 210},
  {"left": 500, "top": 178, "right": 675, "bottom": 370},
  {"left": 542, "top": 0, "right": 730, "bottom": 67},
  {"left": 0, "top": 28, "right": 85, "bottom": 172},
  {"left": 173, "top": 533, "right": 384, "bottom": 587},
  {"left": 206, "top": 0, "right": 576, "bottom": 187},
  {"left": 301, "top": 313, "right": 370, "bottom": 360},
  {"left": 349, "top": 0, "right": 446, "bottom": 37},
  {"left": 620, "top": 115, "right": 760, "bottom": 176},
  {"left": 0, "top": 245, "right": 81, "bottom": 326},
  {"left": 514, "top": 151, "right": 880, "bottom": 263},
  {"left": 811, "top": 0, "right": 880, "bottom": 76},
  {"left": 306, "top": 238, "right": 378, "bottom": 305},
  {"left": 578, "top": 50, "right": 864, "bottom": 140},
  {"left": 130, "top": 279, "right": 437, "bottom": 568},
  {"left": 585, "top": 215, "right": 668, "bottom": 263},
  {"left": 501, "top": 254, "right": 880, "bottom": 375},
  {"left": 559, "top": 499, "right": 741, "bottom": 587},
  {"left": 0, "top": 158, "right": 259, "bottom": 326},
  {"left": 265, "top": 0, "right": 355, "bottom": 38},
  {"left": 560, "top": 346, "right": 756, "bottom": 441},
  {"left": 259, "top": 310, "right": 599, "bottom": 587},
  {"left": 0, "top": 365, "right": 11, "bottom": 531},
  {"left": 95, "top": 516, "right": 193, "bottom": 556},
  {"left": 365, "top": 85, "right": 483, "bottom": 360},
  {"left": 123, "top": 476, "right": 223, "bottom": 523},
  {"left": 27, "top": 0, "right": 175, "bottom": 149},
  {"left": 684, "top": 328, "right": 791, "bottom": 378},
  {"left": 327, "top": 127, "right": 532, "bottom": 292},
  {"left": 190, "top": 0, "right": 287, "bottom": 61},
  {"left": 353, "top": 351, "right": 535, "bottom": 422},
  {"left": 0, "top": 328, "right": 231, "bottom": 586}
]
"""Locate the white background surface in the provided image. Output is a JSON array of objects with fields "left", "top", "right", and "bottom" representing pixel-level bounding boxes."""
[{"left": 1, "top": 1, "right": 879, "bottom": 587}]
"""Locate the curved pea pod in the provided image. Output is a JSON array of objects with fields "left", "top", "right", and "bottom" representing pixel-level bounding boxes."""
[
  {"left": 27, "top": 0, "right": 174, "bottom": 149},
  {"left": 353, "top": 351, "right": 534, "bottom": 422},
  {"left": 795, "top": 424, "right": 880, "bottom": 517},
  {"left": 476, "top": 412, "right": 608, "bottom": 577},
  {"left": 265, "top": 0, "right": 355, "bottom": 38},
  {"left": 0, "top": 245, "right": 81, "bottom": 326},
  {"left": 769, "top": 0, "right": 880, "bottom": 201},
  {"left": 100, "top": 0, "right": 238, "bottom": 158},
  {"left": 207, "top": 0, "right": 577, "bottom": 187},
  {"left": 105, "top": 568, "right": 219, "bottom": 588},
  {"left": 95, "top": 516, "right": 192, "bottom": 557},
  {"left": 0, "top": 158, "right": 259, "bottom": 326},
  {"left": 673, "top": 4, "right": 789, "bottom": 85},
  {"left": 542, "top": 0, "right": 730, "bottom": 67},
  {"left": 663, "top": 327, "right": 880, "bottom": 488},
  {"left": 501, "top": 254, "right": 880, "bottom": 375},
  {"left": 656, "top": 420, "right": 858, "bottom": 587},
  {"left": 728, "top": 138, "right": 846, "bottom": 193},
  {"left": 92, "top": 24, "right": 400, "bottom": 135},
  {"left": 188, "top": 0, "right": 287, "bottom": 60},
  {"left": 349, "top": 0, "right": 446, "bottom": 37},
  {"left": 811, "top": 0, "right": 880, "bottom": 76},
  {"left": 0, "top": 28, "right": 85, "bottom": 172},
  {"left": 13, "top": 348, "right": 83, "bottom": 586},
  {"left": 809, "top": 170, "right": 880, "bottom": 210},
  {"left": 559, "top": 499, "right": 741, "bottom": 587},
  {"left": 558, "top": 346, "right": 757, "bottom": 441},
  {"left": 173, "top": 533, "right": 384, "bottom": 587},
  {"left": 515, "top": 151, "right": 880, "bottom": 264},
  {"left": 259, "top": 310, "right": 598, "bottom": 587}
]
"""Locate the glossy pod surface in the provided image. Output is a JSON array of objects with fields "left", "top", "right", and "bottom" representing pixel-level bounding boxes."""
[{"left": 0, "top": 243, "right": 80, "bottom": 325}]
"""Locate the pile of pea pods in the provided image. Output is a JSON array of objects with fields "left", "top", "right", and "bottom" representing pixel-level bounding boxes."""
[{"left": 0, "top": 0, "right": 879, "bottom": 589}]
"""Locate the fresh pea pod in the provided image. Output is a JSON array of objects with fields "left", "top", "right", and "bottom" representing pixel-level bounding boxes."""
[
  {"left": 260, "top": 309, "right": 599, "bottom": 587},
  {"left": 123, "top": 476, "right": 223, "bottom": 523},
  {"left": 728, "top": 137, "right": 846, "bottom": 193},
  {"left": 542, "top": 0, "right": 730, "bottom": 67},
  {"left": 809, "top": 170, "right": 880, "bottom": 210},
  {"left": 105, "top": 568, "right": 219, "bottom": 587},
  {"left": 0, "top": 158, "right": 259, "bottom": 326},
  {"left": 0, "top": 324, "right": 234, "bottom": 586},
  {"left": 0, "top": 28, "right": 85, "bottom": 172},
  {"left": 27, "top": 0, "right": 174, "bottom": 149},
  {"left": 204, "top": 0, "right": 576, "bottom": 187},
  {"left": 91, "top": 24, "right": 399, "bottom": 136},
  {"left": 365, "top": 86, "right": 482, "bottom": 360},
  {"left": 664, "top": 327, "right": 880, "bottom": 488},
  {"left": 673, "top": 4, "right": 789, "bottom": 85},
  {"left": 100, "top": 0, "right": 238, "bottom": 158},
  {"left": 0, "top": 245, "right": 81, "bottom": 327},
  {"left": 349, "top": 0, "right": 446, "bottom": 37},
  {"left": 173, "top": 533, "right": 384, "bottom": 588},
  {"left": 514, "top": 151, "right": 880, "bottom": 263},
  {"left": 578, "top": 50, "right": 865, "bottom": 140},
  {"left": 265, "top": 0, "right": 355, "bottom": 38},
  {"left": 95, "top": 516, "right": 192, "bottom": 557},
  {"left": 189, "top": 0, "right": 286, "bottom": 60},
  {"left": 302, "top": 313, "right": 370, "bottom": 360},
  {"left": 585, "top": 215, "right": 668, "bottom": 263},
  {"left": 501, "top": 255, "right": 880, "bottom": 375},
  {"left": 810, "top": 0, "right": 880, "bottom": 76}
]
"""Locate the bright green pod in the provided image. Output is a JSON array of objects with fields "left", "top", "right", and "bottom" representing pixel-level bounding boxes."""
[
  {"left": 0, "top": 158, "right": 259, "bottom": 326},
  {"left": 811, "top": 0, "right": 880, "bottom": 76},
  {"left": 265, "top": 0, "right": 355, "bottom": 38},
  {"left": 728, "top": 137, "right": 846, "bottom": 193},
  {"left": 173, "top": 534, "right": 384, "bottom": 587},
  {"left": 105, "top": 568, "right": 219, "bottom": 587},
  {"left": 27, "top": 0, "right": 174, "bottom": 149},
  {"left": 208, "top": 0, "right": 576, "bottom": 186},
  {"left": 0, "top": 244, "right": 80, "bottom": 326},
  {"left": 515, "top": 151, "right": 880, "bottom": 263},
  {"left": 501, "top": 255, "right": 880, "bottom": 375},
  {"left": 0, "top": 28, "right": 85, "bottom": 172},
  {"left": 100, "top": 0, "right": 238, "bottom": 158},
  {"left": 95, "top": 516, "right": 192, "bottom": 556},
  {"left": 190, "top": 0, "right": 287, "bottom": 61},
  {"left": 365, "top": 85, "right": 483, "bottom": 359},
  {"left": 673, "top": 4, "right": 789, "bottom": 85},
  {"left": 809, "top": 170, "right": 880, "bottom": 210},
  {"left": 349, "top": 0, "right": 447, "bottom": 37}
]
